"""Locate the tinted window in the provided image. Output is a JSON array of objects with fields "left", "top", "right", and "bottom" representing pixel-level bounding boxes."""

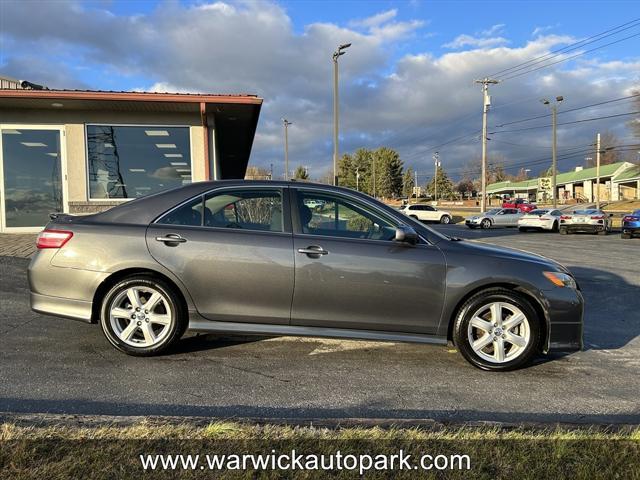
[
  {"left": 203, "top": 189, "right": 283, "bottom": 232},
  {"left": 297, "top": 191, "right": 397, "bottom": 241},
  {"left": 529, "top": 209, "right": 549, "bottom": 215},
  {"left": 87, "top": 125, "right": 191, "bottom": 199}
]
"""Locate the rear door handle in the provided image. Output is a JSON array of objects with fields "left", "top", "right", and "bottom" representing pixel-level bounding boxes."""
[
  {"left": 297, "top": 246, "right": 329, "bottom": 257},
  {"left": 155, "top": 234, "right": 187, "bottom": 244}
]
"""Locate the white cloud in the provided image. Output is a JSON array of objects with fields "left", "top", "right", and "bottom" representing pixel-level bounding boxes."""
[
  {"left": 1, "top": 1, "right": 638, "bottom": 180},
  {"left": 443, "top": 34, "right": 509, "bottom": 49}
]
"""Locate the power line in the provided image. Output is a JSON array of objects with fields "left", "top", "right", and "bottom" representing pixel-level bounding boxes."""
[
  {"left": 492, "top": 93, "right": 639, "bottom": 128},
  {"left": 490, "top": 110, "right": 640, "bottom": 134},
  {"left": 489, "top": 18, "right": 640, "bottom": 78},
  {"left": 499, "top": 31, "right": 640, "bottom": 81}
]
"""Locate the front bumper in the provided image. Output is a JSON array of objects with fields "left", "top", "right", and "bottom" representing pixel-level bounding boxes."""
[{"left": 543, "top": 286, "right": 584, "bottom": 352}]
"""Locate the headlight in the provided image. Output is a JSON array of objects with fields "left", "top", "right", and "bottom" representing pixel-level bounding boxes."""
[{"left": 543, "top": 271, "right": 577, "bottom": 289}]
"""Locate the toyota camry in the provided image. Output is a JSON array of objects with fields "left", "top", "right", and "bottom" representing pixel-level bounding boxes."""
[{"left": 28, "top": 181, "right": 583, "bottom": 371}]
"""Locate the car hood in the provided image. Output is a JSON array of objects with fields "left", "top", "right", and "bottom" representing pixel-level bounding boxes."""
[{"left": 454, "top": 239, "right": 569, "bottom": 273}]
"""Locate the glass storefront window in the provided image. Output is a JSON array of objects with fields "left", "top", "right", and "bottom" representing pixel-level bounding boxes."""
[
  {"left": 1, "top": 128, "right": 63, "bottom": 228},
  {"left": 86, "top": 125, "right": 191, "bottom": 199}
]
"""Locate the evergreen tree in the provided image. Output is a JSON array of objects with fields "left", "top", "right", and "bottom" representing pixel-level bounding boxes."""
[
  {"left": 402, "top": 167, "right": 415, "bottom": 198},
  {"left": 426, "top": 166, "right": 455, "bottom": 200},
  {"left": 293, "top": 165, "right": 309, "bottom": 180}
]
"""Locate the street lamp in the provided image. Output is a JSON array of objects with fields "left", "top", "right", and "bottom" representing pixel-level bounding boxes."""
[
  {"left": 541, "top": 95, "right": 563, "bottom": 208},
  {"left": 524, "top": 168, "right": 531, "bottom": 179},
  {"left": 333, "top": 42, "right": 351, "bottom": 186},
  {"left": 282, "top": 118, "right": 292, "bottom": 180}
]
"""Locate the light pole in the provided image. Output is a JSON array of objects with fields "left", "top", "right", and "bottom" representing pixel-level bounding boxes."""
[
  {"left": 282, "top": 118, "right": 292, "bottom": 180},
  {"left": 541, "top": 96, "right": 563, "bottom": 208},
  {"left": 433, "top": 151, "right": 440, "bottom": 203},
  {"left": 524, "top": 169, "right": 531, "bottom": 179},
  {"left": 355, "top": 167, "right": 360, "bottom": 191},
  {"left": 333, "top": 42, "right": 351, "bottom": 186}
]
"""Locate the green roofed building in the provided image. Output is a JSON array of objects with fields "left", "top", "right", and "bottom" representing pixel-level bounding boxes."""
[{"left": 485, "top": 161, "right": 639, "bottom": 204}]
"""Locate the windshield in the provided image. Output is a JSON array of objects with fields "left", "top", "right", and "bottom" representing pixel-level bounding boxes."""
[
  {"left": 574, "top": 209, "right": 599, "bottom": 215},
  {"left": 486, "top": 209, "right": 501, "bottom": 215}
]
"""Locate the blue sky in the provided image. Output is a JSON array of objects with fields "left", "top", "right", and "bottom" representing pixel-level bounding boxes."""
[{"left": 1, "top": 0, "right": 639, "bottom": 180}]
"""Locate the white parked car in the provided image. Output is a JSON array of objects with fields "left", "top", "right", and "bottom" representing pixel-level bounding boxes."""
[
  {"left": 400, "top": 204, "right": 452, "bottom": 224},
  {"left": 518, "top": 209, "right": 562, "bottom": 232},
  {"left": 559, "top": 209, "right": 613, "bottom": 235},
  {"left": 465, "top": 208, "right": 522, "bottom": 229}
]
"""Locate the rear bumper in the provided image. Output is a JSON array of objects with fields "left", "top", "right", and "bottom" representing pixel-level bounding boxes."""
[
  {"left": 30, "top": 292, "right": 93, "bottom": 323},
  {"left": 561, "top": 223, "right": 604, "bottom": 233},
  {"left": 621, "top": 225, "right": 640, "bottom": 235}
]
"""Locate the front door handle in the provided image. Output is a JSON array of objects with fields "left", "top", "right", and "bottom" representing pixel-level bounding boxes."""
[
  {"left": 155, "top": 234, "right": 187, "bottom": 245},
  {"left": 297, "top": 246, "right": 329, "bottom": 257}
]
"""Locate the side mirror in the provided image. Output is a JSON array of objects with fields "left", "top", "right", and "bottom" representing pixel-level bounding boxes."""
[{"left": 395, "top": 226, "right": 418, "bottom": 245}]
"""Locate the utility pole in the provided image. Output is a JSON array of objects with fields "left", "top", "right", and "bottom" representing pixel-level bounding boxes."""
[
  {"left": 355, "top": 167, "right": 360, "bottom": 191},
  {"left": 269, "top": 163, "right": 273, "bottom": 180},
  {"left": 542, "top": 96, "right": 563, "bottom": 208},
  {"left": 333, "top": 43, "right": 351, "bottom": 186},
  {"left": 433, "top": 151, "right": 440, "bottom": 203},
  {"left": 372, "top": 156, "right": 376, "bottom": 198},
  {"left": 596, "top": 132, "right": 601, "bottom": 210},
  {"left": 475, "top": 78, "right": 500, "bottom": 212},
  {"left": 414, "top": 170, "right": 418, "bottom": 204},
  {"left": 282, "top": 118, "right": 292, "bottom": 181}
]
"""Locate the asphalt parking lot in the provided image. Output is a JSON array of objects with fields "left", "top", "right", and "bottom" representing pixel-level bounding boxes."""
[{"left": 1, "top": 227, "right": 639, "bottom": 424}]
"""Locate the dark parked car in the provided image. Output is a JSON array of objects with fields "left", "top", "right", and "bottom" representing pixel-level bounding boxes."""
[
  {"left": 621, "top": 210, "right": 640, "bottom": 239},
  {"left": 29, "top": 181, "right": 583, "bottom": 371}
]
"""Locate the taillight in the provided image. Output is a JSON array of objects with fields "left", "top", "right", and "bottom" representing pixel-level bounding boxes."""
[
  {"left": 623, "top": 216, "right": 639, "bottom": 222},
  {"left": 590, "top": 215, "right": 604, "bottom": 220},
  {"left": 36, "top": 229, "right": 73, "bottom": 249},
  {"left": 560, "top": 215, "right": 571, "bottom": 220}
]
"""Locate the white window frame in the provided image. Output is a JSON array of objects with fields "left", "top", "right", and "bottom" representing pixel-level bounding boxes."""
[
  {"left": 0, "top": 124, "right": 69, "bottom": 233},
  {"left": 84, "top": 123, "right": 194, "bottom": 202}
]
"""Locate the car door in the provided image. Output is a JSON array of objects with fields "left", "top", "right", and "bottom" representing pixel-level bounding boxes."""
[
  {"left": 507, "top": 208, "right": 522, "bottom": 225},
  {"left": 146, "top": 186, "right": 294, "bottom": 325},
  {"left": 290, "top": 188, "right": 446, "bottom": 334}
]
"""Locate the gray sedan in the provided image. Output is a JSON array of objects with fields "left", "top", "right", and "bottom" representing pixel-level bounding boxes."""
[
  {"left": 465, "top": 208, "right": 523, "bottom": 229},
  {"left": 28, "top": 181, "right": 583, "bottom": 371}
]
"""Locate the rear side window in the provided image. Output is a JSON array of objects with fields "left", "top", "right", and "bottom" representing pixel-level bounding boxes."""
[
  {"left": 203, "top": 189, "right": 283, "bottom": 232},
  {"left": 157, "top": 197, "right": 203, "bottom": 226}
]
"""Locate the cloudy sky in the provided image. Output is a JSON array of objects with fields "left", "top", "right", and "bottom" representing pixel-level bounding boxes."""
[{"left": 1, "top": 0, "right": 639, "bottom": 181}]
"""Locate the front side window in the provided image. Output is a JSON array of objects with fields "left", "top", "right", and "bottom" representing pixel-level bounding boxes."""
[
  {"left": 297, "top": 191, "right": 397, "bottom": 241},
  {"left": 87, "top": 125, "right": 191, "bottom": 199}
]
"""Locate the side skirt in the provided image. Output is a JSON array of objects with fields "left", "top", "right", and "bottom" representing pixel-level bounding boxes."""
[{"left": 188, "top": 318, "right": 447, "bottom": 346}]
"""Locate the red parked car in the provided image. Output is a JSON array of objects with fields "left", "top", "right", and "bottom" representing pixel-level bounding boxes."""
[{"left": 502, "top": 198, "right": 537, "bottom": 213}]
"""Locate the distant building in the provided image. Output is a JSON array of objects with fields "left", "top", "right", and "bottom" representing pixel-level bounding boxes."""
[
  {"left": 486, "top": 162, "right": 640, "bottom": 204},
  {"left": 0, "top": 76, "right": 262, "bottom": 232}
]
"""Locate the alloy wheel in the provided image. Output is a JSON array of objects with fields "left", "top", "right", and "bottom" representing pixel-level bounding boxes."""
[
  {"left": 109, "top": 286, "right": 173, "bottom": 347},
  {"left": 467, "top": 301, "right": 531, "bottom": 364}
]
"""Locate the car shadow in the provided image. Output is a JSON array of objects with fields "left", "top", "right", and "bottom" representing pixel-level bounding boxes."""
[{"left": 171, "top": 333, "right": 274, "bottom": 354}]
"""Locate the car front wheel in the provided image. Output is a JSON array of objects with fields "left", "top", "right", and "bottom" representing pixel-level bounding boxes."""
[
  {"left": 454, "top": 289, "right": 542, "bottom": 371},
  {"left": 100, "top": 275, "right": 187, "bottom": 356},
  {"left": 440, "top": 215, "right": 451, "bottom": 224},
  {"left": 480, "top": 219, "right": 491, "bottom": 229}
]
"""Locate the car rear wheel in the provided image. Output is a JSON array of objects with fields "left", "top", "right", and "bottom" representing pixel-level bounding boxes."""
[
  {"left": 440, "top": 215, "right": 451, "bottom": 224},
  {"left": 551, "top": 221, "right": 558, "bottom": 232},
  {"left": 480, "top": 219, "right": 491, "bottom": 229},
  {"left": 559, "top": 227, "right": 568, "bottom": 235},
  {"left": 454, "top": 289, "right": 542, "bottom": 371},
  {"left": 621, "top": 233, "right": 631, "bottom": 239},
  {"left": 100, "top": 275, "right": 187, "bottom": 356}
]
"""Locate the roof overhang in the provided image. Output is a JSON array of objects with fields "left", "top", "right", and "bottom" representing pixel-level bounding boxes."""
[{"left": 0, "top": 89, "right": 263, "bottom": 179}]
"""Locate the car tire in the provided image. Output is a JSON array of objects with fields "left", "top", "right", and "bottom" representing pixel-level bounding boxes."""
[
  {"left": 621, "top": 233, "right": 631, "bottom": 239},
  {"left": 480, "top": 219, "right": 491, "bottom": 229},
  {"left": 551, "top": 221, "right": 558, "bottom": 232},
  {"left": 597, "top": 229, "right": 608, "bottom": 236},
  {"left": 100, "top": 275, "right": 187, "bottom": 356},
  {"left": 440, "top": 215, "right": 451, "bottom": 224},
  {"left": 453, "top": 289, "right": 542, "bottom": 371},
  {"left": 518, "top": 227, "right": 527, "bottom": 232},
  {"left": 559, "top": 227, "right": 568, "bottom": 235},
  {"left": 409, "top": 215, "right": 419, "bottom": 220}
]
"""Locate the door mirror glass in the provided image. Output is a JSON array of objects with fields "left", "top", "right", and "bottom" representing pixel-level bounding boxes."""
[{"left": 395, "top": 226, "right": 418, "bottom": 245}]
